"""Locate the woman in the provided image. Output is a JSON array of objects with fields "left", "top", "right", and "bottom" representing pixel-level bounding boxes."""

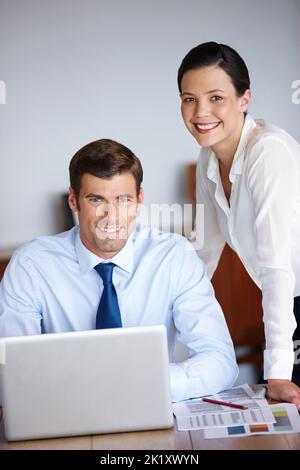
[{"left": 178, "top": 41, "right": 300, "bottom": 407}]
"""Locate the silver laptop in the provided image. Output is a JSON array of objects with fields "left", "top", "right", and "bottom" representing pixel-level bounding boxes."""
[{"left": 0, "top": 325, "right": 173, "bottom": 441}]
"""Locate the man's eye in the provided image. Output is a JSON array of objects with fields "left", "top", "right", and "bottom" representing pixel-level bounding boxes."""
[
  {"left": 89, "top": 197, "right": 102, "bottom": 203},
  {"left": 118, "top": 196, "right": 129, "bottom": 204}
]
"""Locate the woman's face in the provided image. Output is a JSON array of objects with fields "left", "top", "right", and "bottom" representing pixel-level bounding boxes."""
[{"left": 180, "top": 65, "right": 250, "bottom": 155}]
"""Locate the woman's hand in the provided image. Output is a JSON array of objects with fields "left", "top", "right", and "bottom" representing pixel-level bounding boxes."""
[{"left": 267, "top": 379, "right": 300, "bottom": 410}]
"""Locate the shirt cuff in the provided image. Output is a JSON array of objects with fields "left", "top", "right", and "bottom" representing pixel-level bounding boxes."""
[
  {"left": 169, "top": 363, "right": 188, "bottom": 402},
  {"left": 263, "top": 348, "right": 294, "bottom": 380}
]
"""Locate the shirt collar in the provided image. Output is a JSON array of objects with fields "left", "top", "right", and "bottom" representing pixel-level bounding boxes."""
[
  {"left": 207, "top": 114, "right": 257, "bottom": 183},
  {"left": 75, "top": 225, "right": 134, "bottom": 275}
]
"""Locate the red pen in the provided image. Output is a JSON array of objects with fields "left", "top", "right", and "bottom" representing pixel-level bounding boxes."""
[{"left": 202, "top": 398, "right": 248, "bottom": 410}]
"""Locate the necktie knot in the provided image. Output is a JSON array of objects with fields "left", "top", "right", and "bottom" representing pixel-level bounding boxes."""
[{"left": 94, "top": 262, "right": 115, "bottom": 285}]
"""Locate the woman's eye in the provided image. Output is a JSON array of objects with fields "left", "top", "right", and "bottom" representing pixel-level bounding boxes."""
[
  {"left": 211, "top": 95, "right": 223, "bottom": 102},
  {"left": 183, "top": 97, "right": 195, "bottom": 103}
]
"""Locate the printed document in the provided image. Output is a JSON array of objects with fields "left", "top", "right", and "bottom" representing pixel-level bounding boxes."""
[
  {"left": 173, "top": 384, "right": 275, "bottom": 431},
  {"left": 203, "top": 403, "right": 300, "bottom": 438}
]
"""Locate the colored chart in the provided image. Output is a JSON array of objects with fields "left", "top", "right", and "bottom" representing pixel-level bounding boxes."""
[
  {"left": 203, "top": 404, "right": 300, "bottom": 439},
  {"left": 272, "top": 407, "right": 293, "bottom": 432},
  {"left": 229, "top": 406, "right": 293, "bottom": 435}
]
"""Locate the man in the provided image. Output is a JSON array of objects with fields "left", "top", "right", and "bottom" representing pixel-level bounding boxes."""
[{"left": 0, "top": 139, "right": 238, "bottom": 402}]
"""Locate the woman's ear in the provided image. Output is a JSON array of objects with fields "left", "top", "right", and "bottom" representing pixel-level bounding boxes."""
[{"left": 240, "top": 89, "right": 251, "bottom": 112}]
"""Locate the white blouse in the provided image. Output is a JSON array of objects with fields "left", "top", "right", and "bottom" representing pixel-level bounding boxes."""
[{"left": 195, "top": 114, "right": 300, "bottom": 380}]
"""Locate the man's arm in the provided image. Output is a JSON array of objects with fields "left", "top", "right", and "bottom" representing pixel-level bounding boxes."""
[
  {"left": 0, "top": 251, "right": 42, "bottom": 337},
  {"left": 170, "top": 238, "right": 238, "bottom": 402}
]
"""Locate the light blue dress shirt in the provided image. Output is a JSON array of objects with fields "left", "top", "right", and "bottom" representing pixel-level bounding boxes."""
[{"left": 0, "top": 224, "right": 238, "bottom": 401}]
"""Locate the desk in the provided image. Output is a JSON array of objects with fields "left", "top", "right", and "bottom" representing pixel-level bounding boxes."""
[{"left": 1, "top": 408, "right": 299, "bottom": 450}]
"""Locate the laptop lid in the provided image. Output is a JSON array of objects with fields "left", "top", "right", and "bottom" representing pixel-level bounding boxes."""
[{"left": 0, "top": 325, "right": 173, "bottom": 441}]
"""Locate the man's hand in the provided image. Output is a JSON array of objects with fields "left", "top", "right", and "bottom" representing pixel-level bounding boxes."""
[{"left": 267, "top": 379, "right": 300, "bottom": 410}]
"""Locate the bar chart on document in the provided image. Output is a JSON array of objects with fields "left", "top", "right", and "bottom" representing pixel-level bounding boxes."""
[{"left": 203, "top": 404, "right": 300, "bottom": 438}]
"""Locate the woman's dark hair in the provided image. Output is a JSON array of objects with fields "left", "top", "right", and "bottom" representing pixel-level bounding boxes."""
[
  {"left": 177, "top": 41, "right": 250, "bottom": 97},
  {"left": 69, "top": 139, "right": 143, "bottom": 202}
]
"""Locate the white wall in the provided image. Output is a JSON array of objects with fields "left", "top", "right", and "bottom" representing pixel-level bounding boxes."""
[{"left": 0, "top": 0, "right": 300, "bottom": 248}]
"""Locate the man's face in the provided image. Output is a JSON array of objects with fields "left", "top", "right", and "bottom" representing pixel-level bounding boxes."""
[{"left": 69, "top": 172, "right": 143, "bottom": 259}]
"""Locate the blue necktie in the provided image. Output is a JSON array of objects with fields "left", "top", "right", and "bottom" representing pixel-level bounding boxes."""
[{"left": 94, "top": 262, "right": 122, "bottom": 329}]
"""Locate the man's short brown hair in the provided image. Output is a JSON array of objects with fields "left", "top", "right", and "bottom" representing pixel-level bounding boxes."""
[{"left": 69, "top": 139, "right": 143, "bottom": 202}]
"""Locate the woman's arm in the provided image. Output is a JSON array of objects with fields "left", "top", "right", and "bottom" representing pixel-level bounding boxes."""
[
  {"left": 247, "top": 137, "right": 300, "bottom": 406},
  {"left": 195, "top": 156, "right": 225, "bottom": 279}
]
